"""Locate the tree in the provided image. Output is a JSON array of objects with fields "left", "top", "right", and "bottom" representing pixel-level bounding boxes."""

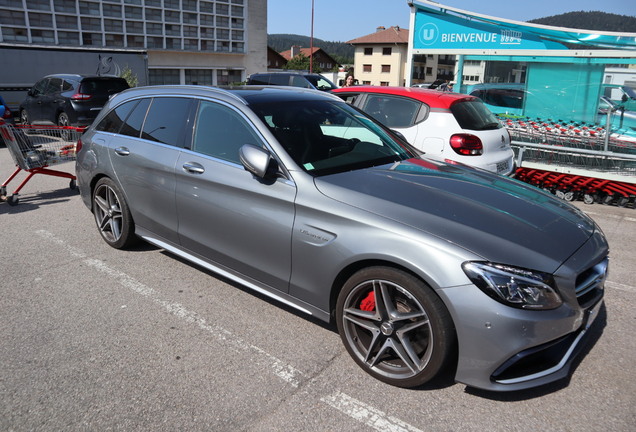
[
  {"left": 284, "top": 53, "right": 322, "bottom": 73},
  {"left": 120, "top": 65, "right": 138, "bottom": 88}
]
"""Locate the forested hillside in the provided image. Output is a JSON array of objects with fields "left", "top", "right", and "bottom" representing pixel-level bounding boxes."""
[{"left": 529, "top": 11, "right": 636, "bottom": 32}]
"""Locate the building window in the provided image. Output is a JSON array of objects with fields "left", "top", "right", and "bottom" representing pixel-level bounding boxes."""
[
  {"left": 3, "top": 27, "right": 29, "bottom": 43},
  {"left": 363, "top": 81, "right": 371, "bottom": 85},
  {"left": 380, "top": 82, "right": 389, "bottom": 86},
  {"left": 30, "top": 28, "right": 54, "bottom": 43},
  {"left": 147, "top": 36, "right": 164, "bottom": 49},
  {"left": 28, "top": 12, "right": 53, "bottom": 27},
  {"left": 57, "top": 31, "right": 79, "bottom": 45},
  {"left": 103, "top": 19, "right": 122, "bottom": 32},
  {"left": 82, "top": 32, "right": 102, "bottom": 46},
  {"left": 363, "top": 64, "right": 372, "bottom": 72},
  {"left": 79, "top": 1, "right": 100, "bottom": 16},
  {"left": 381, "top": 65, "right": 391, "bottom": 73},
  {"left": 185, "top": 69, "right": 213, "bottom": 85},
  {"left": 56, "top": 14, "right": 78, "bottom": 29},
  {"left": 382, "top": 47, "right": 392, "bottom": 55},
  {"left": 149, "top": 69, "right": 180, "bottom": 85},
  {"left": 426, "top": 67, "right": 433, "bottom": 74},
  {"left": 364, "top": 47, "right": 372, "bottom": 55},
  {"left": 217, "top": 69, "right": 243, "bottom": 86}
]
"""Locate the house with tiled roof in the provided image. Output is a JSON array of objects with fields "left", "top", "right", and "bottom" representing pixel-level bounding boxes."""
[
  {"left": 267, "top": 47, "right": 288, "bottom": 70},
  {"left": 279, "top": 46, "right": 340, "bottom": 72},
  {"left": 347, "top": 26, "right": 411, "bottom": 86},
  {"left": 347, "top": 26, "right": 454, "bottom": 86}
]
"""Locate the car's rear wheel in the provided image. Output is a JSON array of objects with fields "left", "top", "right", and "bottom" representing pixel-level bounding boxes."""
[
  {"left": 57, "top": 112, "right": 70, "bottom": 127},
  {"left": 336, "top": 267, "right": 455, "bottom": 388},
  {"left": 92, "top": 177, "right": 137, "bottom": 249}
]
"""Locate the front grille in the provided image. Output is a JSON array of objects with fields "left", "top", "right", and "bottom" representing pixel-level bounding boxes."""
[{"left": 575, "top": 258, "right": 608, "bottom": 308}]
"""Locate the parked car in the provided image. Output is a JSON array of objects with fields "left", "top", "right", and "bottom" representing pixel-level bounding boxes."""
[
  {"left": 76, "top": 85, "right": 608, "bottom": 392},
  {"left": 19, "top": 74, "right": 129, "bottom": 127},
  {"left": 246, "top": 71, "right": 338, "bottom": 91},
  {"left": 602, "top": 84, "right": 636, "bottom": 112},
  {"left": 332, "top": 86, "right": 515, "bottom": 175},
  {"left": 466, "top": 83, "right": 526, "bottom": 116}
]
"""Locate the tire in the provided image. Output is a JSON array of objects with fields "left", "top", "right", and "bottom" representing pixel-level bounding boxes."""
[
  {"left": 7, "top": 194, "right": 19, "bottom": 206},
  {"left": 92, "top": 177, "right": 137, "bottom": 249},
  {"left": 57, "top": 112, "right": 70, "bottom": 127},
  {"left": 20, "top": 109, "right": 29, "bottom": 125},
  {"left": 69, "top": 179, "right": 77, "bottom": 190},
  {"left": 336, "top": 267, "right": 456, "bottom": 388},
  {"left": 57, "top": 112, "right": 71, "bottom": 140}
]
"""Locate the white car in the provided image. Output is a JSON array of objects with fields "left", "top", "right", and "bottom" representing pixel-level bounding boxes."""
[{"left": 332, "top": 86, "right": 515, "bottom": 175}]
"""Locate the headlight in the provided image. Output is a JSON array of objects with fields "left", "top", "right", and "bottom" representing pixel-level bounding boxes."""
[{"left": 462, "top": 262, "right": 562, "bottom": 310}]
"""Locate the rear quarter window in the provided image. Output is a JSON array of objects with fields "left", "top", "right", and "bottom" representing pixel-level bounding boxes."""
[{"left": 95, "top": 99, "right": 140, "bottom": 133}]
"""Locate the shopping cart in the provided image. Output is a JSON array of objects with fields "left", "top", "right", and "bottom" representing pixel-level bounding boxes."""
[{"left": 1, "top": 120, "right": 83, "bottom": 206}]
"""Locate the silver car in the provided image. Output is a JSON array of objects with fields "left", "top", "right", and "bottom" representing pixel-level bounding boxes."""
[{"left": 76, "top": 85, "right": 608, "bottom": 391}]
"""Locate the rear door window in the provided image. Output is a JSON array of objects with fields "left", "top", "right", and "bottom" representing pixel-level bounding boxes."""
[
  {"left": 141, "top": 97, "right": 192, "bottom": 146},
  {"left": 362, "top": 94, "right": 422, "bottom": 128}
]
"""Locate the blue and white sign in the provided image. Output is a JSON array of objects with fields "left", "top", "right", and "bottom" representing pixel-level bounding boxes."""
[{"left": 414, "top": 11, "right": 566, "bottom": 50}]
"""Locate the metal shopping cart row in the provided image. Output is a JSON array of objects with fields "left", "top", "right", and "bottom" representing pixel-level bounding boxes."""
[
  {"left": 502, "top": 115, "right": 636, "bottom": 208},
  {"left": 1, "top": 120, "right": 83, "bottom": 206}
]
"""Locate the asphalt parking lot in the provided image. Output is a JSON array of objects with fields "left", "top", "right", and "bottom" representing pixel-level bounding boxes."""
[{"left": 1, "top": 145, "right": 634, "bottom": 431}]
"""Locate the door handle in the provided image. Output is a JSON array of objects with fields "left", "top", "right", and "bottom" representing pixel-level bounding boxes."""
[
  {"left": 182, "top": 162, "right": 205, "bottom": 174},
  {"left": 114, "top": 147, "right": 130, "bottom": 156}
]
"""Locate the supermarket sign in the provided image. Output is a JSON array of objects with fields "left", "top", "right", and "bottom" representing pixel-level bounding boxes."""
[{"left": 413, "top": 10, "right": 565, "bottom": 50}]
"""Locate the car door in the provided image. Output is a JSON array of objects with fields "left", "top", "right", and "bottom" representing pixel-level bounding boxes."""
[
  {"left": 175, "top": 99, "right": 296, "bottom": 291},
  {"left": 39, "top": 77, "right": 63, "bottom": 124},
  {"left": 24, "top": 78, "right": 49, "bottom": 123},
  {"left": 108, "top": 96, "right": 194, "bottom": 244}
]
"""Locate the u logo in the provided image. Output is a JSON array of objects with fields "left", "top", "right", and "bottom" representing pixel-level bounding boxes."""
[{"left": 419, "top": 23, "right": 439, "bottom": 46}]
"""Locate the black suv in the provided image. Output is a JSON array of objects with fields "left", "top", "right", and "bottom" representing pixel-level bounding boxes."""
[
  {"left": 246, "top": 72, "right": 338, "bottom": 91},
  {"left": 19, "top": 74, "right": 129, "bottom": 127}
]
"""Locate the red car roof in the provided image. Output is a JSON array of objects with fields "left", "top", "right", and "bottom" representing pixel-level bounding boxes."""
[{"left": 331, "top": 86, "right": 476, "bottom": 109}]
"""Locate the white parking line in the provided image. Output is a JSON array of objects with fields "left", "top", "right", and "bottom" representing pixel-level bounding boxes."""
[
  {"left": 35, "top": 229, "right": 303, "bottom": 387},
  {"left": 607, "top": 281, "right": 636, "bottom": 293},
  {"left": 37, "top": 229, "right": 429, "bottom": 431},
  {"left": 321, "top": 391, "right": 424, "bottom": 432}
]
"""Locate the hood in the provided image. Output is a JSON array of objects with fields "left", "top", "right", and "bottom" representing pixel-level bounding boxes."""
[{"left": 314, "top": 158, "right": 596, "bottom": 273}]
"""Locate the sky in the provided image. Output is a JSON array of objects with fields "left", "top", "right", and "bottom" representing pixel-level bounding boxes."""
[{"left": 267, "top": 0, "right": 636, "bottom": 42}]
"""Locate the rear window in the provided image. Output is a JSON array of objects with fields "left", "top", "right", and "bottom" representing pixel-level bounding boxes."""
[
  {"left": 450, "top": 100, "right": 503, "bottom": 131},
  {"left": 79, "top": 78, "right": 129, "bottom": 95}
]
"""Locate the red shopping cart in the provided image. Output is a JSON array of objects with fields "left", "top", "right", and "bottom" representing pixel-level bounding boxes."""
[{"left": 1, "top": 120, "right": 83, "bottom": 206}]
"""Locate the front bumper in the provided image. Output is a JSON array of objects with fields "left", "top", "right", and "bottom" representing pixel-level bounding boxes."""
[{"left": 438, "top": 231, "right": 608, "bottom": 392}]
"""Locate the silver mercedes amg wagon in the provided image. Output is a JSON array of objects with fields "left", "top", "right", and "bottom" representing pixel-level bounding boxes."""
[{"left": 76, "top": 85, "right": 608, "bottom": 391}]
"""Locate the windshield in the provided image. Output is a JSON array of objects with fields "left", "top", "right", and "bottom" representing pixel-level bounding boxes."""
[
  {"left": 451, "top": 100, "right": 503, "bottom": 131},
  {"left": 305, "top": 75, "right": 338, "bottom": 91},
  {"left": 250, "top": 99, "right": 418, "bottom": 176}
]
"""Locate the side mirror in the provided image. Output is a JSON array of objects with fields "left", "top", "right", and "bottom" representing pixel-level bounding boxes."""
[{"left": 239, "top": 144, "right": 277, "bottom": 179}]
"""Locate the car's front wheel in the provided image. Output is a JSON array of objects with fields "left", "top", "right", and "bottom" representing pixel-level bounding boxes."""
[
  {"left": 92, "top": 177, "right": 137, "bottom": 249},
  {"left": 336, "top": 267, "right": 456, "bottom": 388}
]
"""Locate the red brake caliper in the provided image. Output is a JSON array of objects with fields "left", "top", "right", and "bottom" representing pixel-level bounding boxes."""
[{"left": 360, "top": 291, "right": 375, "bottom": 312}]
